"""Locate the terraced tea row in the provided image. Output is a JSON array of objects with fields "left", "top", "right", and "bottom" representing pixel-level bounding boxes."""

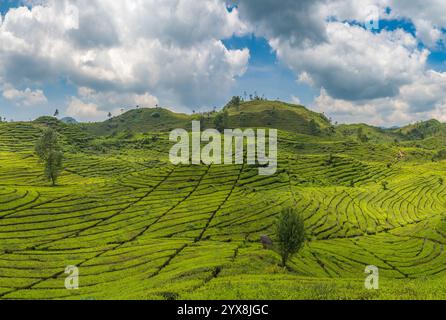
[{"left": 0, "top": 119, "right": 445, "bottom": 299}]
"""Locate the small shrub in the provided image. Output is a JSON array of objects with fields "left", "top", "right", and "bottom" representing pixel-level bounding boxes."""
[
  {"left": 161, "top": 292, "right": 179, "bottom": 301},
  {"left": 432, "top": 149, "right": 446, "bottom": 162}
]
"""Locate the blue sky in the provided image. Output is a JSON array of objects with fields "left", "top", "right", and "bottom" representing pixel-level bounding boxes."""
[
  {"left": 0, "top": 1, "right": 20, "bottom": 15},
  {"left": 223, "top": 35, "right": 319, "bottom": 105},
  {"left": 1, "top": 1, "right": 446, "bottom": 126}
]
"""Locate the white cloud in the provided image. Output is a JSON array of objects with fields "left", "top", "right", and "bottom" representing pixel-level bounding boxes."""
[
  {"left": 297, "top": 72, "right": 314, "bottom": 86},
  {"left": 66, "top": 97, "right": 106, "bottom": 122},
  {"left": 322, "top": 0, "right": 446, "bottom": 48},
  {"left": 290, "top": 95, "right": 301, "bottom": 105},
  {"left": 234, "top": 0, "right": 329, "bottom": 46},
  {"left": 0, "top": 0, "right": 250, "bottom": 118},
  {"left": 413, "top": 19, "right": 443, "bottom": 48},
  {"left": 429, "top": 104, "right": 446, "bottom": 123},
  {"left": 388, "top": 0, "right": 446, "bottom": 48},
  {"left": 68, "top": 87, "right": 160, "bottom": 122},
  {"left": 134, "top": 93, "right": 159, "bottom": 109},
  {"left": 313, "top": 88, "right": 410, "bottom": 126},
  {"left": 234, "top": 0, "right": 446, "bottom": 125},
  {"left": 2, "top": 85, "right": 47, "bottom": 106},
  {"left": 272, "top": 23, "right": 427, "bottom": 101},
  {"left": 398, "top": 71, "right": 446, "bottom": 113},
  {"left": 313, "top": 70, "right": 446, "bottom": 126},
  {"left": 77, "top": 87, "right": 159, "bottom": 110}
]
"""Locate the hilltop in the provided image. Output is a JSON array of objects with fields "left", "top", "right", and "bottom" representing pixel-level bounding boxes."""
[
  {"left": 82, "top": 108, "right": 192, "bottom": 136},
  {"left": 81, "top": 100, "right": 333, "bottom": 136},
  {"left": 222, "top": 100, "right": 332, "bottom": 134}
]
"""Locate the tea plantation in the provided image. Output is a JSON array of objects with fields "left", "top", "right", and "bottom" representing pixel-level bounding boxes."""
[{"left": 0, "top": 101, "right": 445, "bottom": 300}]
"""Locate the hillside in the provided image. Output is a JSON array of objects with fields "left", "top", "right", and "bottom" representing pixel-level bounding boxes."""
[
  {"left": 0, "top": 100, "right": 445, "bottom": 300},
  {"left": 82, "top": 108, "right": 191, "bottom": 136},
  {"left": 78, "top": 100, "right": 446, "bottom": 148},
  {"left": 82, "top": 100, "right": 333, "bottom": 136},
  {"left": 223, "top": 100, "right": 332, "bottom": 134},
  {"left": 397, "top": 119, "right": 446, "bottom": 139}
]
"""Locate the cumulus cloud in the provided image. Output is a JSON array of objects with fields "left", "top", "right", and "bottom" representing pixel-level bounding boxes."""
[
  {"left": 66, "top": 97, "right": 106, "bottom": 122},
  {"left": 235, "top": 0, "right": 329, "bottom": 46},
  {"left": 77, "top": 87, "right": 159, "bottom": 110},
  {"left": 2, "top": 85, "right": 48, "bottom": 106},
  {"left": 321, "top": 0, "right": 389, "bottom": 23},
  {"left": 313, "top": 88, "right": 411, "bottom": 126},
  {"left": 273, "top": 23, "right": 428, "bottom": 101},
  {"left": 388, "top": 0, "right": 446, "bottom": 48},
  {"left": 290, "top": 95, "right": 301, "bottom": 105},
  {"left": 318, "top": 0, "right": 446, "bottom": 48},
  {"left": 233, "top": 0, "right": 446, "bottom": 125},
  {"left": 0, "top": 0, "right": 250, "bottom": 117},
  {"left": 313, "top": 70, "right": 446, "bottom": 126},
  {"left": 303, "top": 20, "right": 446, "bottom": 126},
  {"left": 134, "top": 93, "right": 159, "bottom": 109},
  {"left": 398, "top": 71, "right": 446, "bottom": 114}
]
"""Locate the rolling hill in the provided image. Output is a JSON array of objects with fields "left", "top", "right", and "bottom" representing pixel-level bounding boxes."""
[
  {"left": 82, "top": 100, "right": 332, "bottom": 136},
  {"left": 0, "top": 100, "right": 445, "bottom": 300}
]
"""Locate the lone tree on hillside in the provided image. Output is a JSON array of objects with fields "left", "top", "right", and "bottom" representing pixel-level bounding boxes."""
[
  {"left": 309, "top": 119, "right": 321, "bottom": 135},
  {"left": 214, "top": 110, "right": 229, "bottom": 133},
  {"left": 53, "top": 109, "right": 59, "bottom": 117},
  {"left": 35, "top": 128, "right": 63, "bottom": 186},
  {"left": 229, "top": 96, "right": 241, "bottom": 107},
  {"left": 275, "top": 207, "right": 305, "bottom": 267},
  {"left": 224, "top": 96, "right": 242, "bottom": 111}
]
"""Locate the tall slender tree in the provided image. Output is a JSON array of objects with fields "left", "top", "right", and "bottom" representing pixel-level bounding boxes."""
[
  {"left": 35, "top": 128, "right": 63, "bottom": 186},
  {"left": 275, "top": 207, "right": 306, "bottom": 267}
]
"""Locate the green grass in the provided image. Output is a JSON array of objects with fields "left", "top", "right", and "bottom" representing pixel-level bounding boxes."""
[{"left": 0, "top": 101, "right": 445, "bottom": 300}]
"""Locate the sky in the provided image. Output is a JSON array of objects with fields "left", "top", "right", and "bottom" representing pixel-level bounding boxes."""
[{"left": 0, "top": 0, "right": 446, "bottom": 126}]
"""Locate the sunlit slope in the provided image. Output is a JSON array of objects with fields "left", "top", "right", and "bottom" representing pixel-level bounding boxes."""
[
  {"left": 83, "top": 100, "right": 332, "bottom": 136},
  {"left": 0, "top": 109, "right": 445, "bottom": 299},
  {"left": 82, "top": 108, "right": 192, "bottom": 136},
  {"left": 223, "top": 100, "right": 331, "bottom": 134}
]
